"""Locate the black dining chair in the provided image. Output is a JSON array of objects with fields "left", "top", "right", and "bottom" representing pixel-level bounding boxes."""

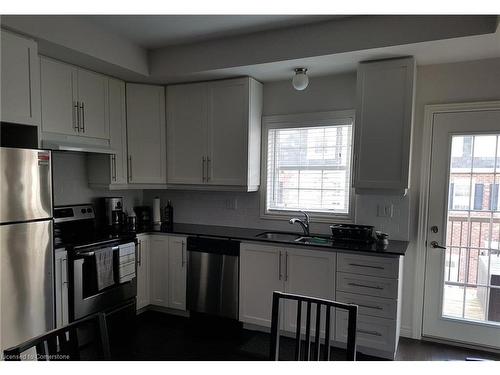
[
  {"left": 270, "top": 291, "right": 358, "bottom": 361},
  {"left": 3, "top": 313, "right": 111, "bottom": 361}
]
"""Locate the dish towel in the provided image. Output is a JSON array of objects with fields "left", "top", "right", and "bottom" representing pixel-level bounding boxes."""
[
  {"left": 95, "top": 247, "right": 115, "bottom": 291},
  {"left": 118, "top": 243, "right": 136, "bottom": 283}
]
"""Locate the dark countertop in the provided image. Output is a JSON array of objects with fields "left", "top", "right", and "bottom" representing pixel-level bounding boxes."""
[{"left": 138, "top": 223, "right": 408, "bottom": 257}]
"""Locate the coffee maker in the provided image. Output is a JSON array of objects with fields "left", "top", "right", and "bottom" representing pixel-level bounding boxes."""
[{"left": 104, "top": 197, "right": 124, "bottom": 232}]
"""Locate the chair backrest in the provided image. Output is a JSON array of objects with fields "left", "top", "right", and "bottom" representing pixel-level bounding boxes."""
[
  {"left": 270, "top": 291, "right": 358, "bottom": 361},
  {"left": 2, "top": 313, "right": 110, "bottom": 361}
]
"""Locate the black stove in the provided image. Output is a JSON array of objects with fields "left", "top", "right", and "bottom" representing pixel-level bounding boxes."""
[
  {"left": 54, "top": 204, "right": 134, "bottom": 250},
  {"left": 54, "top": 204, "right": 137, "bottom": 328}
]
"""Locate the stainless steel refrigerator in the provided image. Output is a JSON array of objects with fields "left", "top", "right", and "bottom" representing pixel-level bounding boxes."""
[{"left": 0, "top": 147, "right": 54, "bottom": 351}]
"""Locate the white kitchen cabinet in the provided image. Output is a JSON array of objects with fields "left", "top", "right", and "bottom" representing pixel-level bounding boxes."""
[
  {"left": 88, "top": 78, "right": 128, "bottom": 188},
  {"left": 166, "top": 82, "right": 208, "bottom": 185},
  {"left": 0, "top": 29, "right": 40, "bottom": 127},
  {"left": 353, "top": 57, "right": 415, "bottom": 194},
  {"left": 239, "top": 244, "right": 284, "bottom": 327},
  {"left": 40, "top": 57, "right": 77, "bottom": 136},
  {"left": 54, "top": 250, "right": 69, "bottom": 328},
  {"left": 149, "top": 235, "right": 169, "bottom": 307},
  {"left": 167, "top": 236, "right": 187, "bottom": 311},
  {"left": 40, "top": 56, "right": 109, "bottom": 141},
  {"left": 126, "top": 83, "right": 167, "bottom": 184},
  {"left": 166, "top": 77, "right": 262, "bottom": 191},
  {"left": 136, "top": 235, "right": 150, "bottom": 310},
  {"left": 282, "top": 247, "right": 336, "bottom": 337}
]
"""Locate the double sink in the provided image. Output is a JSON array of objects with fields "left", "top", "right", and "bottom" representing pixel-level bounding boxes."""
[{"left": 255, "top": 231, "right": 333, "bottom": 246}]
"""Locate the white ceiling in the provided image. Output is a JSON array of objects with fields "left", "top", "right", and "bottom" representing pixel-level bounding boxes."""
[{"left": 83, "top": 15, "right": 342, "bottom": 49}]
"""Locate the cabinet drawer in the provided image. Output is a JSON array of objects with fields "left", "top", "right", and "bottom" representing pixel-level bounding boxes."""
[
  {"left": 335, "top": 310, "right": 397, "bottom": 354},
  {"left": 335, "top": 291, "right": 397, "bottom": 319},
  {"left": 336, "top": 272, "right": 398, "bottom": 299},
  {"left": 337, "top": 253, "right": 399, "bottom": 278}
]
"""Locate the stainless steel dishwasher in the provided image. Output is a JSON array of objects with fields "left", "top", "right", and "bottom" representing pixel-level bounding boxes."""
[{"left": 186, "top": 236, "right": 240, "bottom": 320}]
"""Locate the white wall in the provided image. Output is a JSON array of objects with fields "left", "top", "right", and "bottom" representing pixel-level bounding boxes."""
[{"left": 52, "top": 151, "right": 143, "bottom": 213}]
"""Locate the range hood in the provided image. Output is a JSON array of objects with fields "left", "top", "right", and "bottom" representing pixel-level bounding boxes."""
[{"left": 42, "top": 140, "right": 115, "bottom": 154}]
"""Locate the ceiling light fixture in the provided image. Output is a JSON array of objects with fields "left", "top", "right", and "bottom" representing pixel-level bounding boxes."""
[{"left": 292, "top": 68, "right": 309, "bottom": 91}]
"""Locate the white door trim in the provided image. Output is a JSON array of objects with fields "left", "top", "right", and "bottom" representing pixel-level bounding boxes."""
[{"left": 414, "top": 100, "right": 500, "bottom": 340}]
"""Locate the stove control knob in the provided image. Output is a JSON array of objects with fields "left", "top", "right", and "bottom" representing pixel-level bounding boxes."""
[{"left": 81, "top": 208, "right": 86, "bottom": 214}]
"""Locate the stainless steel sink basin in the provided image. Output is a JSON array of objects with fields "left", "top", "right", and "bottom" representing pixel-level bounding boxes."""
[
  {"left": 295, "top": 236, "right": 333, "bottom": 245},
  {"left": 255, "top": 231, "right": 302, "bottom": 242}
]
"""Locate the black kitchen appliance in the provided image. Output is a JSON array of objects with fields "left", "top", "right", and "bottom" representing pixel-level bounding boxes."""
[
  {"left": 54, "top": 204, "right": 137, "bottom": 332},
  {"left": 330, "top": 224, "right": 375, "bottom": 243}
]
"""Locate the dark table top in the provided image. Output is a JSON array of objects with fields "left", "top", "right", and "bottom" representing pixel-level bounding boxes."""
[{"left": 139, "top": 223, "right": 408, "bottom": 257}]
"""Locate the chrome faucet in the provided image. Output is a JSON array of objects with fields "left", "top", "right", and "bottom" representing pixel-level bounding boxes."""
[{"left": 289, "top": 211, "right": 310, "bottom": 236}]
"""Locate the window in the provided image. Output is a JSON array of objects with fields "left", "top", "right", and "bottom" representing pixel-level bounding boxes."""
[{"left": 262, "top": 111, "right": 355, "bottom": 220}]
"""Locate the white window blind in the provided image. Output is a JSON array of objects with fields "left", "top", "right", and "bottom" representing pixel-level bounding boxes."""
[{"left": 266, "top": 123, "right": 353, "bottom": 215}]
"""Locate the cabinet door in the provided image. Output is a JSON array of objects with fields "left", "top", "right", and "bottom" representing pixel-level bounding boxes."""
[
  {"left": 127, "top": 84, "right": 167, "bottom": 184},
  {"left": 54, "top": 250, "right": 69, "bottom": 328},
  {"left": 167, "top": 236, "right": 187, "bottom": 310},
  {"left": 149, "top": 236, "right": 169, "bottom": 307},
  {"left": 136, "top": 236, "right": 150, "bottom": 310},
  {"left": 40, "top": 57, "right": 78, "bottom": 135},
  {"left": 354, "top": 57, "right": 415, "bottom": 192},
  {"left": 207, "top": 79, "right": 248, "bottom": 186},
  {"left": 108, "top": 78, "right": 128, "bottom": 184},
  {"left": 239, "top": 244, "right": 284, "bottom": 327},
  {"left": 166, "top": 83, "right": 208, "bottom": 184},
  {"left": 77, "top": 69, "right": 109, "bottom": 139},
  {"left": 283, "top": 248, "right": 335, "bottom": 338},
  {"left": 0, "top": 30, "right": 40, "bottom": 126}
]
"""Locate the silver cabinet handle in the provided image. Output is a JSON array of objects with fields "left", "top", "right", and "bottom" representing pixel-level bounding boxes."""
[
  {"left": 357, "top": 329, "right": 382, "bottom": 337},
  {"left": 111, "top": 155, "right": 117, "bottom": 181},
  {"left": 206, "top": 156, "right": 211, "bottom": 182},
  {"left": 61, "top": 258, "right": 68, "bottom": 285},
  {"left": 202, "top": 156, "right": 206, "bottom": 182},
  {"left": 278, "top": 251, "right": 282, "bottom": 280},
  {"left": 350, "top": 302, "right": 383, "bottom": 310},
  {"left": 76, "top": 101, "right": 81, "bottom": 131},
  {"left": 73, "top": 101, "right": 79, "bottom": 132},
  {"left": 348, "top": 282, "right": 384, "bottom": 290},
  {"left": 285, "top": 252, "right": 288, "bottom": 281},
  {"left": 137, "top": 240, "right": 142, "bottom": 266},
  {"left": 348, "top": 263, "right": 384, "bottom": 270},
  {"left": 80, "top": 102, "right": 85, "bottom": 132}
]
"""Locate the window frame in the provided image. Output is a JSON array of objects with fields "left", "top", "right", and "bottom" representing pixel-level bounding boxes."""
[{"left": 260, "top": 110, "right": 356, "bottom": 223}]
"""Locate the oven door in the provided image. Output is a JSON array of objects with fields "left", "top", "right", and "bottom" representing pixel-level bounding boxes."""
[{"left": 70, "top": 241, "right": 137, "bottom": 321}]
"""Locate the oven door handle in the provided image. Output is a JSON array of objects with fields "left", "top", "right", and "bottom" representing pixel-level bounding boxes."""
[{"left": 75, "top": 246, "right": 120, "bottom": 258}]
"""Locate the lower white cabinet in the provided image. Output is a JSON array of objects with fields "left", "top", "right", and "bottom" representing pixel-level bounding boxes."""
[
  {"left": 149, "top": 236, "right": 169, "bottom": 307},
  {"left": 167, "top": 236, "right": 187, "bottom": 310},
  {"left": 54, "top": 249, "right": 69, "bottom": 328},
  {"left": 135, "top": 234, "right": 187, "bottom": 312},
  {"left": 239, "top": 243, "right": 335, "bottom": 338},
  {"left": 136, "top": 235, "right": 150, "bottom": 310},
  {"left": 239, "top": 244, "right": 283, "bottom": 327}
]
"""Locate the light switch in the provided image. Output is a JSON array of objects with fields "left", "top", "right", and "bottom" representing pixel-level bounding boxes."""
[{"left": 377, "top": 204, "right": 394, "bottom": 218}]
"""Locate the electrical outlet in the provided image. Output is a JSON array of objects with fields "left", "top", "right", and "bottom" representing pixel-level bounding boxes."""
[
  {"left": 377, "top": 204, "right": 394, "bottom": 218},
  {"left": 225, "top": 198, "right": 237, "bottom": 210}
]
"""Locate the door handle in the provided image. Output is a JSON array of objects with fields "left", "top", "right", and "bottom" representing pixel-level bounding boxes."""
[
  {"left": 181, "top": 241, "right": 185, "bottom": 267},
  {"left": 430, "top": 241, "right": 447, "bottom": 249},
  {"left": 137, "top": 241, "right": 142, "bottom": 266},
  {"left": 75, "top": 101, "right": 80, "bottom": 132},
  {"left": 284, "top": 252, "right": 288, "bottom": 281},
  {"left": 73, "top": 101, "right": 79, "bottom": 132},
  {"left": 202, "top": 157, "right": 206, "bottom": 182},
  {"left": 61, "top": 258, "right": 68, "bottom": 285},
  {"left": 111, "top": 155, "right": 116, "bottom": 181},
  {"left": 80, "top": 102, "right": 85, "bottom": 132}
]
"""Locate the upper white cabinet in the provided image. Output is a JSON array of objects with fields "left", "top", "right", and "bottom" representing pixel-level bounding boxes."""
[
  {"left": 40, "top": 56, "right": 109, "bottom": 140},
  {"left": 353, "top": 57, "right": 415, "bottom": 194},
  {"left": 166, "top": 77, "right": 262, "bottom": 191},
  {"left": 0, "top": 29, "right": 40, "bottom": 127},
  {"left": 126, "top": 83, "right": 167, "bottom": 184},
  {"left": 88, "top": 78, "right": 128, "bottom": 188}
]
